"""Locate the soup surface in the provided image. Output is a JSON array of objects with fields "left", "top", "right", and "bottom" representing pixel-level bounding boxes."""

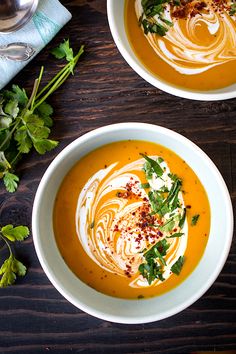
[
  {"left": 125, "top": 0, "right": 236, "bottom": 90},
  {"left": 54, "top": 140, "right": 210, "bottom": 299}
]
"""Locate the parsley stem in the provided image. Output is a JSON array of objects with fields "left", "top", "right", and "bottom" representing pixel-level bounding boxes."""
[
  {"left": 9, "top": 151, "right": 22, "bottom": 168},
  {"left": 0, "top": 234, "right": 12, "bottom": 255},
  {"left": 33, "top": 67, "right": 71, "bottom": 111},
  {"left": 35, "top": 62, "right": 70, "bottom": 101},
  {"left": 0, "top": 118, "right": 21, "bottom": 152},
  {"left": 34, "top": 46, "right": 84, "bottom": 109},
  {"left": 29, "top": 66, "right": 44, "bottom": 111}
]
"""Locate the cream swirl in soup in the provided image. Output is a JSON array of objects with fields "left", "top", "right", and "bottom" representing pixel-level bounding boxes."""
[
  {"left": 76, "top": 157, "right": 188, "bottom": 288},
  {"left": 135, "top": 0, "right": 236, "bottom": 75}
]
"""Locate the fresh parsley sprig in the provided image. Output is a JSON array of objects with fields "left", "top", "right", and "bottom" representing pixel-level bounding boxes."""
[
  {"left": 0, "top": 224, "right": 29, "bottom": 287},
  {"left": 171, "top": 255, "right": 184, "bottom": 275},
  {"left": 0, "top": 39, "right": 84, "bottom": 192}
]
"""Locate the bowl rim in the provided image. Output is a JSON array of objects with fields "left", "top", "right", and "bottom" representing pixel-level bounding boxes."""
[
  {"left": 32, "top": 122, "right": 234, "bottom": 323},
  {"left": 107, "top": 0, "right": 236, "bottom": 101}
]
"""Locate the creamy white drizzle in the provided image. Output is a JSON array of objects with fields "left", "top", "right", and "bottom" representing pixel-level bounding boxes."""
[
  {"left": 135, "top": 0, "right": 236, "bottom": 75},
  {"left": 75, "top": 157, "right": 188, "bottom": 288}
]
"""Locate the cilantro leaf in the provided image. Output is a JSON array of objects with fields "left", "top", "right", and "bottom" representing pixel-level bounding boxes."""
[
  {"left": 139, "top": 239, "right": 170, "bottom": 284},
  {"left": 51, "top": 39, "right": 74, "bottom": 62},
  {"left": 140, "top": 183, "right": 150, "bottom": 189},
  {"left": 36, "top": 102, "right": 53, "bottom": 127},
  {"left": 143, "top": 161, "right": 153, "bottom": 179},
  {"left": 139, "top": 259, "right": 164, "bottom": 285},
  {"left": 4, "top": 85, "right": 28, "bottom": 107},
  {"left": 142, "top": 19, "right": 168, "bottom": 36},
  {"left": 33, "top": 139, "right": 58, "bottom": 155},
  {"left": 140, "top": 0, "right": 172, "bottom": 36},
  {"left": 171, "top": 256, "right": 185, "bottom": 275},
  {"left": 3, "top": 172, "right": 19, "bottom": 192},
  {"left": 178, "top": 208, "right": 186, "bottom": 229},
  {"left": 145, "top": 239, "right": 170, "bottom": 265},
  {"left": 0, "top": 151, "right": 10, "bottom": 175},
  {"left": 0, "top": 223, "right": 29, "bottom": 287},
  {"left": 4, "top": 100, "right": 19, "bottom": 119},
  {"left": 1, "top": 225, "right": 29, "bottom": 242},
  {"left": 0, "top": 254, "right": 26, "bottom": 287},
  {"left": 140, "top": 153, "right": 163, "bottom": 177},
  {"left": 0, "top": 116, "right": 12, "bottom": 129},
  {"left": 229, "top": 3, "right": 236, "bottom": 15},
  {"left": 167, "top": 232, "right": 184, "bottom": 238},
  {"left": 160, "top": 217, "right": 175, "bottom": 232},
  {"left": 148, "top": 190, "right": 164, "bottom": 214},
  {"left": 14, "top": 127, "right": 32, "bottom": 153}
]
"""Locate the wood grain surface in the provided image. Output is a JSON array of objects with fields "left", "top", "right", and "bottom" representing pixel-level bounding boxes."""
[{"left": 0, "top": 0, "right": 235, "bottom": 353}]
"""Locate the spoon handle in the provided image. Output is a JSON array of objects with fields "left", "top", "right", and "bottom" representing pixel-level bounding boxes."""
[{"left": 0, "top": 42, "right": 35, "bottom": 61}]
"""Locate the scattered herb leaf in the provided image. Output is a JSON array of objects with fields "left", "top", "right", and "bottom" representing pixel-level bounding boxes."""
[
  {"left": 139, "top": 239, "right": 170, "bottom": 284},
  {"left": 140, "top": 153, "right": 163, "bottom": 177},
  {"left": 167, "top": 232, "right": 184, "bottom": 238},
  {"left": 191, "top": 214, "right": 200, "bottom": 226},
  {"left": 171, "top": 256, "right": 185, "bottom": 275},
  {"left": 140, "top": 0, "right": 173, "bottom": 36},
  {"left": 178, "top": 208, "right": 186, "bottom": 229},
  {"left": 229, "top": 3, "right": 236, "bottom": 15},
  {"left": 140, "top": 182, "right": 150, "bottom": 189}
]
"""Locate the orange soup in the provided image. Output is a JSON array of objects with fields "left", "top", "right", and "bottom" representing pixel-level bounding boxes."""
[
  {"left": 54, "top": 140, "right": 210, "bottom": 299},
  {"left": 125, "top": 0, "right": 236, "bottom": 90}
]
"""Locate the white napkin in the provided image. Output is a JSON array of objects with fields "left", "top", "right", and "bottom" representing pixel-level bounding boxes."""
[{"left": 0, "top": 0, "right": 72, "bottom": 89}]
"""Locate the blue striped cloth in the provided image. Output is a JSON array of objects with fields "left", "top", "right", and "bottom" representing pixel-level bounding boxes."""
[{"left": 0, "top": 0, "right": 72, "bottom": 89}]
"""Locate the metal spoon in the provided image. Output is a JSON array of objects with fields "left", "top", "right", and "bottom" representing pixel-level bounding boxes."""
[
  {"left": 0, "top": 0, "right": 39, "bottom": 33},
  {"left": 0, "top": 42, "right": 35, "bottom": 61}
]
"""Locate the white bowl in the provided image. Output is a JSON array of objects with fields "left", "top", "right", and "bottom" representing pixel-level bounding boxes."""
[
  {"left": 107, "top": 0, "right": 236, "bottom": 101},
  {"left": 32, "top": 123, "right": 233, "bottom": 324}
]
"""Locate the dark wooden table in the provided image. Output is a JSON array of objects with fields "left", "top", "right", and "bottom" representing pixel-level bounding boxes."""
[{"left": 0, "top": 1, "right": 235, "bottom": 353}]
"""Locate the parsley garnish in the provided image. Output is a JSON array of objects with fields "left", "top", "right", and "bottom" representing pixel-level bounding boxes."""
[
  {"left": 140, "top": 182, "right": 150, "bottom": 189},
  {"left": 191, "top": 214, "right": 200, "bottom": 226},
  {"left": 160, "top": 217, "right": 175, "bottom": 232},
  {"left": 139, "top": 155, "right": 187, "bottom": 284},
  {"left": 229, "top": 3, "right": 236, "bottom": 15},
  {"left": 0, "top": 224, "right": 29, "bottom": 287},
  {"left": 0, "top": 39, "right": 84, "bottom": 192},
  {"left": 171, "top": 256, "right": 185, "bottom": 275},
  {"left": 167, "top": 232, "right": 184, "bottom": 238},
  {"left": 139, "top": 239, "right": 170, "bottom": 284},
  {"left": 142, "top": 19, "right": 169, "bottom": 36},
  {"left": 178, "top": 208, "right": 186, "bottom": 229},
  {"left": 140, "top": 153, "right": 164, "bottom": 177},
  {"left": 140, "top": 0, "right": 173, "bottom": 36}
]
